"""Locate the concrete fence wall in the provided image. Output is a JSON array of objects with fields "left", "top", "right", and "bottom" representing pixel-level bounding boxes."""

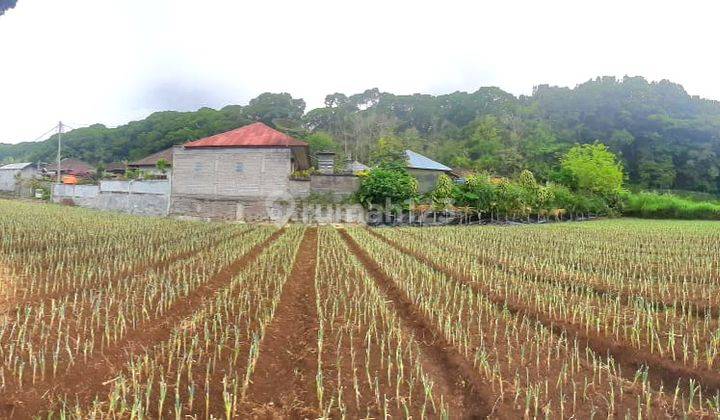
[
  {"left": 53, "top": 181, "right": 169, "bottom": 216},
  {"left": 100, "top": 180, "right": 170, "bottom": 195},
  {"left": 169, "top": 195, "right": 366, "bottom": 223}
]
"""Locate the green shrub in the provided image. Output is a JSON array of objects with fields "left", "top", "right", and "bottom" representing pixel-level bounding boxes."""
[
  {"left": 623, "top": 192, "right": 720, "bottom": 220},
  {"left": 357, "top": 165, "right": 418, "bottom": 209}
]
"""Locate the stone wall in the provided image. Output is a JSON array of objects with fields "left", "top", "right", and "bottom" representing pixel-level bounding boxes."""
[
  {"left": 169, "top": 194, "right": 366, "bottom": 223},
  {"left": 309, "top": 174, "right": 359, "bottom": 197},
  {"left": 288, "top": 179, "right": 310, "bottom": 198}
]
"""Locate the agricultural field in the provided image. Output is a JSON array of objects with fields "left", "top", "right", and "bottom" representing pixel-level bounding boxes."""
[{"left": 0, "top": 199, "right": 719, "bottom": 418}]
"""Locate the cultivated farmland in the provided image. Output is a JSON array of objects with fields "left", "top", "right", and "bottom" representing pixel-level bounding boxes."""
[{"left": 0, "top": 200, "right": 719, "bottom": 418}]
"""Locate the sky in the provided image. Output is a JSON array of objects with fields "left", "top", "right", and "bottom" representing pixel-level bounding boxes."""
[{"left": 1, "top": 0, "right": 719, "bottom": 143}]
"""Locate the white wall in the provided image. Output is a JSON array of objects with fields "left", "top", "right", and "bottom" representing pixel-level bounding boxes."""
[
  {"left": 53, "top": 180, "right": 170, "bottom": 216},
  {"left": 53, "top": 184, "right": 100, "bottom": 198},
  {"left": 101, "top": 180, "right": 170, "bottom": 195},
  {"left": 0, "top": 170, "right": 18, "bottom": 192}
]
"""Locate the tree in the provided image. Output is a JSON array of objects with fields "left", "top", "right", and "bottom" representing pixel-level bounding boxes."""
[
  {"left": 244, "top": 92, "right": 305, "bottom": 126},
  {"left": 357, "top": 166, "right": 418, "bottom": 209},
  {"left": 430, "top": 173, "right": 455, "bottom": 210},
  {"left": 95, "top": 163, "right": 106, "bottom": 180},
  {"left": 517, "top": 170, "right": 540, "bottom": 221},
  {"left": 370, "top": 135, "right": 407, "bottom": 167},
  {"left": 156, "top": 159, "right": 170, "bottom": 175},
  {"left": 458, "top": 173, "right": 497, "bottom": 221},
  {"left": 560, "top": 143, "right": 624, "bottom": 197},
  {"left": 305, "top": 132, "right": 340, "bottom": 156}
]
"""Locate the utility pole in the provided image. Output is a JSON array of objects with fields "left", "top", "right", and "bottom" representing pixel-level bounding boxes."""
[{"left": 56, "top": 121, "right": 63, "bottom": 184}]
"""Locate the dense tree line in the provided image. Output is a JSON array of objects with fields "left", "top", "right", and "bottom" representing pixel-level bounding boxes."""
[{"left": 2, "top": 76, "right": 720, "bottom": 193}]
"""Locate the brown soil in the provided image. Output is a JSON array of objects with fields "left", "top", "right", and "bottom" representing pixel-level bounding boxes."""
[
  {"left": 400, "top": 229, "right": 720, "bottom": 319},
  {"left": 0, "top": 228, "right": 286, "bottom": 419},
  {"left": 339, "top": 228, "right": 507, "bottom": 419},
  {"left": 0, "top": 262, "right": 13, "bottom": 312},
  {"left": 242, "top": 227, "right": 320, "bottom": 419},
  {"left": 368, "top": 228, "right": 720, "bottom": 399},
  {"left": 0, "top": 227, "right": 246, "bottom": 316}
]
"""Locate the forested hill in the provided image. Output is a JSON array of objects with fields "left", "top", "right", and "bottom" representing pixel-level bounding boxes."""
[{"left": 2, "top": 76, "right": 720, "bottom": 192}]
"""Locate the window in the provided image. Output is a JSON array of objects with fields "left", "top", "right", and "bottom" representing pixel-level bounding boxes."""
[
  {"left": 235, "top": 163, "right": 244, "bottom": 173},
  {"left": 194, "top": 162, "right": 203, "bottom": 173}
]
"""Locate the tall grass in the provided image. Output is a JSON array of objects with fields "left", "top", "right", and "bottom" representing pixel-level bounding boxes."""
[{"left": 624, "top": 192, "right": 720, "bottom": 220}]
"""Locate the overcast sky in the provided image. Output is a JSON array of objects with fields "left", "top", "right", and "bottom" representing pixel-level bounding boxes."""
[{"left": 1, "top": 0, "right": 718, "bottom": 143}]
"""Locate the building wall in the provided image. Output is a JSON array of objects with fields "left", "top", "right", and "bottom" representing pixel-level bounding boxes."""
[
  {"left": 0, "top": 170, "right": 18, "bottom": 192},
  {"left": 172, "top": 147, "right": 292, "bottom": 198},
  {"left": 409, "top": 168, "right": 444, "bottom": 194},
  {"left": 171, "top": 147, "right": 304, "bottom": 221},
  {"left": 0, "top": 167, "right": 39, "bottom": 193},
  {"left": 49, "top": 149, "right": 368, "bottom": 223}
]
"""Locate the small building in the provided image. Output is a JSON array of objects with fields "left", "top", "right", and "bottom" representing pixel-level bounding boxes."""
[
  {"left": 405, "top": 150, "right": 454, "bottom": 193},
  {"left": 129, "top": 147, "right": 175, "bottom": 177},
  {"left": 316, "top": 151, "right": 336, "bottom": 174},
  {"left": 104, "top": 162, "right": 127, "bottom": 175},
  {"left": 169, "top": 122, "right": 310, "bottom": 220},
  {"left": 45, "top": 158, "right": 94, "bottom": 178},
  {"left": 0, "top": 162, "right": 39, "bottom": 194}
]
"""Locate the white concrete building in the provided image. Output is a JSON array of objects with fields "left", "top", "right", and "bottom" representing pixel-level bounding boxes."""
[{"left": 0, "top": 162, "right": 38, "bottom": 194}]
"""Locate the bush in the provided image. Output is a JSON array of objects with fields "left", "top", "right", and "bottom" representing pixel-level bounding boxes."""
[
  {"left": 357, "top": 165, "right": 418, "bottom": 209},
  {"left": 623, "top": 192, "right": 720, "bottom": 220}
]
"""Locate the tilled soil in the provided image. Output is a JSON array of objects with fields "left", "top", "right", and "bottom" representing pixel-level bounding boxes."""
[
  {"left": 339, "top": 228, "right": 504, "bottom": 419},
  {"left": 242, "top": 227, "right": 321, "bottom": 418},
  {"left": 368, "top": 228, "right": 720, "bottom": 402},
  {"left": 0, "top": 228, "right": 285, "bottom": 419}
]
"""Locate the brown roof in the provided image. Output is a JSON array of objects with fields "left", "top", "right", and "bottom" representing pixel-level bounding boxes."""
[
  {"left": 45, "top": 158, "right": 94, "bottom": 174},
  {"left": 129, "top": 147, "right": 174, "bottom": 167},
  {"left": 104, "top": 162, "right": 127, "bottom": 172},
  {"left": 184, "top": 122, "right": 308, "bottom": 148}
]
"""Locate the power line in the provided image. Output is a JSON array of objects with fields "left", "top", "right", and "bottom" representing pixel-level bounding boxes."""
[{"left": 28, "top": 124, "right": 61, "bottom": 143}]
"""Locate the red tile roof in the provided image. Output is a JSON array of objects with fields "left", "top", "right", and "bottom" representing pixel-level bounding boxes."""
[{"left": 184, "top": 122, "right": 308, "bottom": 149}]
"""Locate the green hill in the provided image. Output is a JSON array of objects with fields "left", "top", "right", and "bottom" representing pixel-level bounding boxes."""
[{"left": 2, "top": 76, "right": 720, "bottom": 192}]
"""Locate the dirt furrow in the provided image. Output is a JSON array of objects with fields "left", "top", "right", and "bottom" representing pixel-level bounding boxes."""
[
  {"left": 0, "top": 227, "right": 247, "bottom": 315},
  {"left": 368, "top": 228, "right": 720, "bottom": 399},
  {"left": 243, "top": 227, "right": 320, "bottom": 418},
  {"left": 398, "top": 229, "right": 720, "bottom": 319},
  {"left": 339, "top": 229, "right": 499, "bottom": 419},
  {"left": 1, "top": 228, "right": 286, "bottom": 419}
]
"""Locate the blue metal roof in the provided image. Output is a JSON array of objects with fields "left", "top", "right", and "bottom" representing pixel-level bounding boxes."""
[{"left": 405, "top": 150, "right": 451, "bottom": 172}]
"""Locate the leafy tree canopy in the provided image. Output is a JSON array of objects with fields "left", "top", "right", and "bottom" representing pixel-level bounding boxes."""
[
  {"left": 357, "top": 166, "right": 418, "bottom": 208},
  {"left": 561, "top": 143, "right": 625, "bottom": 197}
]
